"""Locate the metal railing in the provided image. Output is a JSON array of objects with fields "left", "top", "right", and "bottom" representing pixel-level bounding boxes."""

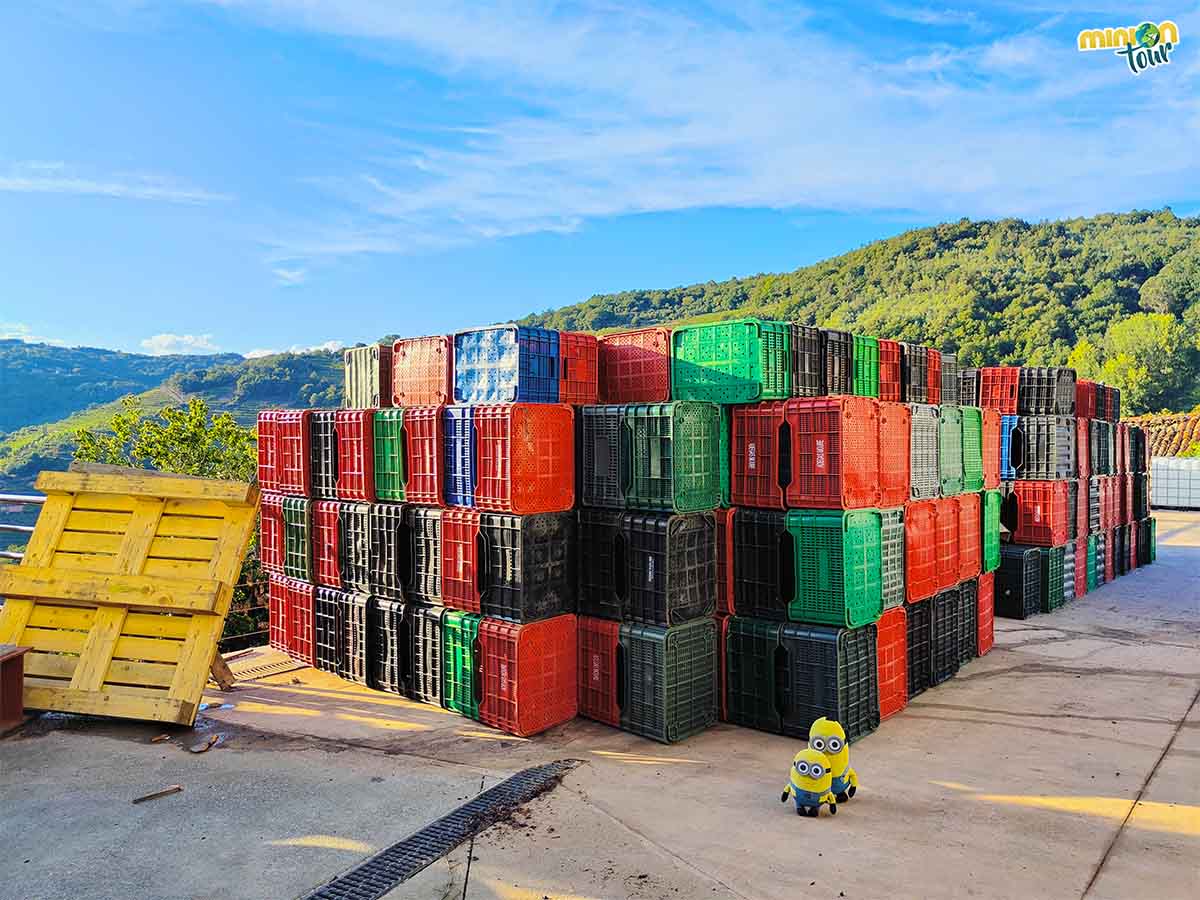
[{"left": 0, "top": 493, "right": 45, "bottom": 561}]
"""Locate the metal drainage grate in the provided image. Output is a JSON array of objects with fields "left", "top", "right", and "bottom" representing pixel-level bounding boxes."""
[{"left": 303, "top": 759, "right": 578, "bottom": 900}]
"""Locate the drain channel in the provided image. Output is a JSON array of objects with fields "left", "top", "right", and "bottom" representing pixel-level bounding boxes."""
[{"left": 302, "top": 759, "right": 577, "bottom": 900}]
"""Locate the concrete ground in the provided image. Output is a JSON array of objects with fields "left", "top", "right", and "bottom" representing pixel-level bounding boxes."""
[{"left": 1, "top": 511, "right": 1197, "bottom": 900}]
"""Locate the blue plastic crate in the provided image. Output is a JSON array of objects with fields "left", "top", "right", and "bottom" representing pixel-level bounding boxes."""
[
  {"left": 1000, "top": 414, "right": 1019, "bottom": 480},
  {"left": 444, "top": 406, "right": 476, "bottom": 507},
  {"left": 453, "top": 326, "right": 559, "bottom": 403}
]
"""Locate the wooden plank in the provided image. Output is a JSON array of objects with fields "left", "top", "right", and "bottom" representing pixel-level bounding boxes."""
[
  {"left": 107, "top": 659, "right": 177, "bottom": 688},
  {"left": 71, "top": 493, "right": 137, "bottom": 512},
  {"left": 164, "top": 499, "right": 241, "bottom": 519},
  {"left": 64, "top": 509, "right": 133, "bottom": 534},
  {"left": 113, "top": 634, "right": 184, "bottom": 663},
  {"left": 24, "top": 652, "right": 80, "bottom": 680},
  {"left": 207, "top": 504, "right": 258, "bottom": 583},
  {"left": 0, "top": 568, "right": 223, "bottom": 614},
  {"left": 56, "top": 531, "right": 123, "bottom": 554},
  {"left": 0, "top": 599, "right": 37, "bottom": 644},
  {"left": 117, "top": 498, "right": 166, "bottom": 574},
  {"left": 69, "top": 608, "right": 128, "bottom": 692},
  {"left": 123, "top": 612, "right": 193, "bottom": 640},
  {"left": 22, "top": 684, "right": 190, "bottom": 724},
  {"left": 21, "top": 494, "right": 75, "bottom": 566},
  {"left": 155, "top": 516, "right": 225, "bottom": 539},
  {"left": 37, "top": 470, "right": 257, "bottom": 505},
  {"left": 19, "top": 627, "right": 86, "bottom": 655},
  {"left": 51, "top": 552, "right": 120, "bottom": 573},
  {"left": 209, "top": 653, "right": 236, "bottom": 690},
  {"left": 147, "top": 535, "right": 219, "bottom": 562},
  {"left": 143, "top": 558, "right": 212, "bottom": 579},
  {"left": 168, "top": 615, "right": 224, "bottom": 705},
  {"left": 27, "top": 604, "right": 98, "bottom": 632}
]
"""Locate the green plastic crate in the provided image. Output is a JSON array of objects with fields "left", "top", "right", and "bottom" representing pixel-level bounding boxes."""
[
  {"left": 938, "top": 405, "right": 964, "bottom": 496},
  {"left": 282, "top": 496, "right": 312, "bottom": 582},
  {"left": 1087, "top": 535, "right": 1098, "bottom": 590},
  {"left": 719, "top": 405, "right": 731, "bottom": 508},
  {"left": 786, "top": 509, "right": 883, "bottom": 628},
  {"left": 621, "top": 619, "right": 718, "bottom": 743},
  {"left": 625, "top": 402, "right": 721, "bottom": 513},
  {"left": 373, "top": 409, "right": 407, "bottom": 501},
  {"left": 982, "top": 489, "right": 1002, "bottom": 573},
  {"left": 852, "top": 335, "right": 880, "bottom": 398},
  {"left": 1040, "top": 545, "right": 1065, "bottom": 612},
  {"left": 442, "top": 611, "right": 481, "bottom": 720},
  {"left": 961, "top": 406, "right": 984, "bottom": 492},
  {"left": 1150, "top": 518, "right": 1157, "bottom": 561},
  {"left": 724, "top": 617, "right": 784, "bottom": 733},
  {"left": 670, "top": 318, "right": 791, "bottom": 403}
]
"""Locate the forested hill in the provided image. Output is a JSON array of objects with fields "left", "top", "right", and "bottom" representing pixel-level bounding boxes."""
[{"left": 520, "top": 210, "right": 1200, "bottom": 412}]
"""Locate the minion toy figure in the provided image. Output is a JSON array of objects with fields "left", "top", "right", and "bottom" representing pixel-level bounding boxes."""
[
  {"left": 809, "top": 717, "right": 859, "bottom": 803},
  {"left": 779, "top": 748, "right": 838, "bottom": 817}
]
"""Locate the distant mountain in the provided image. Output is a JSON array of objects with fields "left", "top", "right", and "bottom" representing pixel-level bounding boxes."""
[{"left": 0, "top": 340, "right": 242, "bottom": 434}]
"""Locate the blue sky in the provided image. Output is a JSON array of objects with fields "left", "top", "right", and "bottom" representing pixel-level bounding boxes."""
[{"left": 1, "top": 2, "right": 1197, "bottom": 357}]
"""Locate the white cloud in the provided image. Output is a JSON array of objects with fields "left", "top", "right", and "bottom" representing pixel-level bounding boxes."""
[
  {"left": 0, "top": 322, "right": 69, "bottom": 346},
  {"left": 140, "top": 333, "right": 222, "bottom": 355},
  {"left": 0, "top": 161, "right": 226, "bottom": 205},
  {"left": 881, "top": 5, "right": 987, "bottom": 31},
  {"left": 272, "top": 267, "right": 308, "bottom": 286},
  {"left": 244, "top": 339, "right": 344, "bottom": 358}
]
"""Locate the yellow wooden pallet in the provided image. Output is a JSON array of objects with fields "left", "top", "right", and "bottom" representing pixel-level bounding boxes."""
[{"left": 0, "top": 464, "right": 258, "bottom": 725}]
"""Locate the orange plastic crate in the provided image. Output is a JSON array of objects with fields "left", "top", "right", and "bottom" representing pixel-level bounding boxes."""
[
  {"left": 933, "top": 497, "right": 959, "bottom": 592},
  {"left": 905, "top": 499, "right": 938, "bottom": 602},
  {"left": 876, "top": 606, "right": 907, "bottom": 721},
  {"left": 715, "top": 507, "right": 736, "bottom": 615},
  {"left": 1105, "top": 528, "right": 1115, "bottom": 581},
  {"left": 956, "top": 492, "right": 982, "bottom": 581},
  {"left": 982, "top": 408, "right": 1001, "bottom": 489},
  {"left": 403, "top": 405, "right": 445, "bottom": 505},
  {"left": 441, "top": 509, "right": 482, "bottom": 613},
  {"left": 577, "top": 616, "right": 621, "bottom": 727},
  {"left": 1075, "top": 536, "right": 1088, "bottom": 598},
  {"left": 785, "top": 396, "right": 881, "bottom": 510},
  {"left": 927, "top": 349, "right": 942, "bottom": 405},
  {"left": 312, "top": 500, "right": 341, "bottom": 588},
  {"left": 1010, "top": 480, "right": 1069, "bottom": 546},
  {"left": 1076, "top": 417, "right": 1091, "bottom": 479},
  {"left": 473, "top": 404, "right": 575, "bottom": 514},
  {"left": 392, "top": 335, "right": 453, "bottom": 406},
  {"left": 878, "top": 339, "right": 902, "bottom": 402},
  {"left": 730, "top": 401, "right": 789, "bottom": 510},
  {"left": 598, "top": 327, "right": 672, "bottom": 403},
  {"left": 479, "top": 614, "right": 578, "bottom": 737},
  {"left": 977, "top": 571, "right": 995, "bottom": 655},
  {"left": 878, "top": 401, "right": 911, "bottom": 508},
  {"left": 558, "top": 331, "right": 599, "bottom": 405}
]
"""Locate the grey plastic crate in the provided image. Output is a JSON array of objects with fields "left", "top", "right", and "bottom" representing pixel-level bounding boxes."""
[
  {"left": 1063, "top": 541, "right": 1075, "bottom": 605},
  {"left": 880, "top": 507, "right": 906, "bottom": 610},
  {"left": 938, "top": 405, "right": 964, "bottom": 497},
  {"left": 1067, "top": 479, "right": 1079, "bottom": 540},
  {"left": 959, "top": 368, "right": 980, "bottom": 406},
  {"left": 1094, "top": 531, "right": 1106, "bottom": 585},
  {"left": 940, "top": 352, "right": 960, "bottom": 406},
  {"left": 1015, "top": 415, "right": 1075, "bottom": 481},
  {"left": 909, "top": 403, "right": 939, "bottom": 500},
  {"left": 1088, "top": 477, "right": 1101, "bottom": 533},
  {"left": 1018, "top": 366, "right": 1076, "bottom": 416},
  {"left": 581, "top": 405, "right": 627, "bottom": 508}
]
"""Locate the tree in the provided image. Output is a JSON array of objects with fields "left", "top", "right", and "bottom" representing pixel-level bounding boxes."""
[
  {"left": 1140, "top": 246, "right": 1200, "bottom": 315},
  {"left": 1095, "top": 314, "right": 1198, "bottom": 414}
]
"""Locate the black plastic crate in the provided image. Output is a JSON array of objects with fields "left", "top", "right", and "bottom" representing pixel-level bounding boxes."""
[
  {"left": 1088, "top": 477, "right": 1101, "bottom": 534},
  {"left": 581, "top": 405, "right": 626, "bottom": 508},
  {"left": 623, "top": 511, "right": 716, "bottom": 627},
  {"left": 996, "top": 545, "right": 1041, "bottom": 619},
  {"left": 314, "top": 586, "right": 345, "bottom": 674},
  {"left": 369, "top": 598, "right": 409, "bottom": 695},
  {"left": 959, "top": 368, "right": 980, "bottom": 406},
  {"left": 821, "top": 329, "right": 853, "bottom": 396},
  {"left": 940, "top": 352, "right": 960, "bottom": 406},
  {"left": 1067, "top": 479, "right": 1079, "bottom": 540},
  {"left": 731, "top": 509, "right": 793, "bottom": 621},
  {"left": 620, "top": 619, "right": 718, "bottom": 744},
  {"left": 1040, "top": 545, "right": 1066, "bottom": 612},
  {"left": 479, "top": 512, "right": 574, "bottom": 622},
  {"left": 1130, "top": 427, "right": 1147, "bottom": 473},
  {"left": 577, "top": 508, "right": 624, "bottom": 620},
  {"left": 724, "top": 617, "right": 785, "bottom": 733},
  {"left": 1137, "top": 518, "right": 1152, "bottom": 566},
  {"left": 406, "top": 506, "right": 442, "bottom": 604},
  {"left": 1114, "top": 525, "right": 1128, "bottom": 577},
  {"left": 930, "top": 589, "right": 960, "bottom": 686},
  {"left": 1018, "top": 367, "right": 1076, "bottom": 416},
  {"left": 779, "top": 622, "right": 879, "bottom": 743},
  {"left": 1014, "top": 415, "right": 1075, "bottom": 481},
  {"left": 338, "top": 501, "right": 372, "bottom": 594},
  {"left": 369, "top": 502, "right": 410, "bottom": 601},
  {"left": 1133, "top": 473, "right": 1148, "bottom": 520},
  {"left": 1090, "top": 419, "right": 1114, "bottom": 475},
  {"left": 899, "top": 342, "right": 929, "bottom": 403},
  {"left": 906, "top": 598, "right": 932, "bottom": 698},
  {"left": 409, "top": 602, "right": 446, "bottom": 706},
  {"left": 957, "top": 578, "right": 978, "bottom": 666},
  {"left": 342, "top": 592, "right": 370, "bottom": 685},
  {"left": 790, "top": 324, "right": 823, "bottom": 398},
  {"left": 310, "top": 410, "right": 340, "bottom": 500}
]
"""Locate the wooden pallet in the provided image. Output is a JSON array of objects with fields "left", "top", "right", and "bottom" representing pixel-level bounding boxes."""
[{"left": 0, "top": 464, "right": 258, "bottom": 725}]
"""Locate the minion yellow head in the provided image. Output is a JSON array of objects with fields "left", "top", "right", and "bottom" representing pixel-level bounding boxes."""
[
  {"left": 808, "top": 717, "right": 849, "bottom": 773},
  {"left": 790, "top": 748, "right": 833, "bottom": 793}
]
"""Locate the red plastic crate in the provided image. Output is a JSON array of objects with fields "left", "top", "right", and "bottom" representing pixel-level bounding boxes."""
[
  {"left": 905, "top": 499, "right": 938, "bottom": 602},
  {"left": 878, "top": 339, "right": 901, "bottom": 402},
  {"left": 1075, "top": 536, "right": 1088, "bottom": 598},
  {"left": 977, "top": 571, "right": 995, "bottom": 656},
  {"left": 313, "top": 500, "right": 341, "bottom": 588},
  {"left": 785, "top": 396, "right": 881, "bottom": 510},
  {"left": 1076, "top": 417, "right": 1091, "bottom": 479},
  {"left": 715, "top": 507, "right": 736, "bottom": 615},
  {"left": 335, "top": 409, "right": 376, "bottom": 501},
  {"left": 1116, "top": 423, "right": 1130, "bottom": 475},
  {"left": 982, "top": 408, "right": 1001, "bottom": 490},
  {"left": 474, "top": 403, "right": 575, "bottom": 514},
  {"left": 392, "top": 335, "right": 453, "bottom": 406},
  {"left": 927, "top": 349, "right": 942, "bottom": 405},
  {"left": 876, "top": 606, "right": 907, "bottom": 721},
  {"left": 598, "top": 327, "right": 672, "bottom": 403},
  {"left": 1010, "top": 480, "right": 1070, "bottom": 546},
  {"left": 1120, "top": 474, "right": 1133, "bottom": 525},
  {"left": 878, "top": 401, "right": 911, "bottom": 508},
  {"left": 1100, "top": 476, "right": 1117, "bottom": 530},
  {"left": 479, "top": 614, "right": 578, "bottom": 737},
  {"left": 258, "top": 410, "right": 311, "bottom": 495},
  {"left": 933, "top": 497, "right": 960, "bottom": 592},
  {"left": 1105, "top": 528, "right": 1115, "bottom": 582},
  {"left": 1076, "top": 379, "right": 1097, "bottom": 419},
  {"left": 441, "top": 509, "right": 482, "bottom": 613},
  {"left": 577, "top": 615, "right": 621, "bottom": 727},
  {"left": 259, "top": 493, "right": 285, "bottom": 574},
  {"left": 1129, "top": 524, "right": 1138, "bottom": 570},
  {"left": 558, "top": 331, "right": 599, "bottom": 405},
  {"left": 403, "top": 405, "right": 445, "bottom": 505},
  {"left": 956, "top": 493, "right": 982, "bottom": 581},
  {"left": 730, "top": 402, "right": 789, "bottom": 509},
  {"left": 269, "top": 574, "right": 314, "bottom": 665},
  {"left": 979, "top": 367, "right": 1019, "bottom": 414}
]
